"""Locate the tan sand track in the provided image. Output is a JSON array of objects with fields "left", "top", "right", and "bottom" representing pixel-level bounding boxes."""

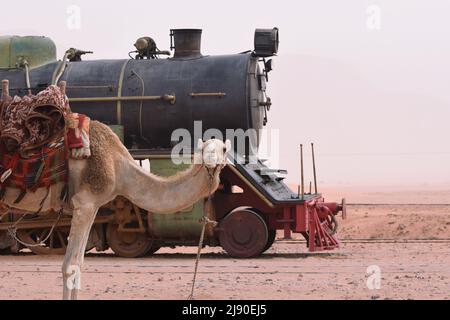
[
  {"left": 0, "top": 240, "right": 448, "bottom": 300},
  {"left": 1, "top": 187, "right": 449, "bottom": 299}
]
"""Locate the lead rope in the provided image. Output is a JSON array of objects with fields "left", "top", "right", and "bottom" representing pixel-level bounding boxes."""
[{"left": 187, "top": 168, "right": 218, "bottom": 300}]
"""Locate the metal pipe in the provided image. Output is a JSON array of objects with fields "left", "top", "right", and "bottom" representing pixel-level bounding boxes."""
[
  {"left": 132, "top": 70, "right": 146, "bottom": 138},
  {"left": 68, "top": 94, "right": 176, "bottom": 104},
  {"left": 23, "top": 62, "right": 32, "bottom": 96},
  {"left": 52, "top": 51, "right": 70, "bottom": 85},
  {"left": 67, "top": 85, "right": 116, "bottom": 90},
  {"left": 189, "top": 92, "right": 226, "bottom": 97},
  {"left": 1, "top": 79, "right": 9, "bottom": 100},
  {"left": 311, "top": 142, "right": 318, "bottom": 194},
  {"left": 300, "top": 144, "right": 304, "bottom": 199},
  {"left": 116, "top": 59, "right": 130, "bottom": 126}
]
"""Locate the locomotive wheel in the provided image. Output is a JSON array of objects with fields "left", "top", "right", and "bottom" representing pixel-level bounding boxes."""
[
  {"left": 219, "top": 209, "right": 268, "bottom": 258},
  {"left": 106, "top": 223, "right": 153, "bottom": 258},
  {"left": 17, "top": 226, "right": 71, "bottom": 255},
  {"left": 262, "top": 229, "right": 277, "bottom": 253}
]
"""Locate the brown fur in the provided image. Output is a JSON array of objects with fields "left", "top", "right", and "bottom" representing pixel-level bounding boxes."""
[{"left": 81, "top": 121, "right": 128, "bottom": 194}]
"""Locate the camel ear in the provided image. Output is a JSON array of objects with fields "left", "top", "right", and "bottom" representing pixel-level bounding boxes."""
[
  {"left": 225, "top": 139, "right": 231, "bottom": 153},
  {"left": 197, "top": 139, "right": 204, "bottom": 151}
]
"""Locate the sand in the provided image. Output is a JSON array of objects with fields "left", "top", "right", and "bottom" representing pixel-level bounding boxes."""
[
  {"left": 0, "top": 185, "right": 449, "bottom": 300},
  {"left": 0, "top": 240, "right": 448, "bottom": 300}
]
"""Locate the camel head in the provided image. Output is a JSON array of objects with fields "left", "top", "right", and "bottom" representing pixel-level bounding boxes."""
[{"left": 197, "top": 138, "right": 231, "bottom": 169}]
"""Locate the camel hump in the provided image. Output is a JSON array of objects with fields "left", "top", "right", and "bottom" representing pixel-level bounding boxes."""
[{"left": 81, "top": 120, "right": 132, "bottom": 194}]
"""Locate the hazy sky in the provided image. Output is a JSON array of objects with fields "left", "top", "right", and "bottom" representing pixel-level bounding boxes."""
[{"left": 2, "top": 0, "right": 449, "bottom": 186}]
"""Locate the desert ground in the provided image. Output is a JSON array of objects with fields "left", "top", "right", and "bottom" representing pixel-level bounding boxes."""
[{"left": 0, "top": 186, "right": 449, "bottom": 300}]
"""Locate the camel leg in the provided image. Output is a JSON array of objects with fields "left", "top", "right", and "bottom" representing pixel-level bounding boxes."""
[{"left": 62, "top": 204, "right": 98, "bottom": 300}]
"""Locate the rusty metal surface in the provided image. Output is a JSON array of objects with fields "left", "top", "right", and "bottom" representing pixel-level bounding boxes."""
[{"left": 0, "top": 215, "right": 111, "bottom": 231}]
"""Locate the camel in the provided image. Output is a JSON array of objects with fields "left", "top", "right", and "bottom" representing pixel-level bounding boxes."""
[{"left": 0, "top": 82, "right": 230, "bottom": 300}]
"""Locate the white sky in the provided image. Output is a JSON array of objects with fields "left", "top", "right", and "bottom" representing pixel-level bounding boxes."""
[{"left": 2, "top": 0, "right": 450, "bottom": 187}]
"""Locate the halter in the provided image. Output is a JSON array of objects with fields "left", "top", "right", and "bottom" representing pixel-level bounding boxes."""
[{"left": 192, "top": 141, "right": 227, "bottom": 184}]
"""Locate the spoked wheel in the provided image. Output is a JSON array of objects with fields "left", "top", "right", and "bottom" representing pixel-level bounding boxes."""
[
  {"left": 219, "top": 209, "right": 268, "bottom": 258},
  {"left": 106, "top": 223, "right": 153, "bottom": 258},
  {"left": 17, "top": 226, "right": 71, "bottom": 255}
]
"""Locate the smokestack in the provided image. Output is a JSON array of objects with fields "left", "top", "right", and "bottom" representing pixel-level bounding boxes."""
[{"left": 171, "top": 29, "right": 202, "bottom": 59}]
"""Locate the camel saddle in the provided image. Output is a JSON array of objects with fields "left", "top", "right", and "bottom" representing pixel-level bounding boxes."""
[
  {"left": 0, "top": 85, "right": 70, "bottom": 155},
  {"left": 0, "top": 84, "right": 91, "bottom": 199}
]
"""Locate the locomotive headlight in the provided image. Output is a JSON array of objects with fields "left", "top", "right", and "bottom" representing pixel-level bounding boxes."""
[
  {"left": 254, "top": 27, "right": 279, "bottom": 57},
  {"left": 134, "top": 37, "right": 150, "bottom": 52}
]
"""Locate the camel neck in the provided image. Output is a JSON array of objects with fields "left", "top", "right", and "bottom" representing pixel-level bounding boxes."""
[{"left": 117, "top": 158, "right": 218, "bottom": 214}]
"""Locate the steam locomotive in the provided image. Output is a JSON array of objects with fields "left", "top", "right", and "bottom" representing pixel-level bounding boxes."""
[{"left": 0, "top": 28, "right": 346, "bottom": 258}]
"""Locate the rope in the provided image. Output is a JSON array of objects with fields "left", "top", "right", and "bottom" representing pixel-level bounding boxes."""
[
  {"left": 7, "top": 208, "right": 64, "bottom": 248},
  {"left": 187, "top": 168, "right": 218, "bottom": 300}
]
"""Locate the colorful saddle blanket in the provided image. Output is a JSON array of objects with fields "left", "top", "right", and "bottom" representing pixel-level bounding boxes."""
[
  {"left": 0, "top": 142, "right": 68, "bottom": 192},
  {"left": 0, "top": 85, "right": 70, "bottom": 155},
  {"left": 0, "top": 84, "right": 91, "bottom": 198}
]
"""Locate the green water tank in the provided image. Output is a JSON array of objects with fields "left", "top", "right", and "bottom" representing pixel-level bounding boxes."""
[
  {"left": 0, "top": 36, "right": 56, "bottom": 69},
  {"left": 148, "top": 158, "right": 204, "bottom": 240}
]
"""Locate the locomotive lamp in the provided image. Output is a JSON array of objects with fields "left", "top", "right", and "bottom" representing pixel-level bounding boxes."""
[
  {"left": 254, "top": 27, "right": 279, "bottom": 57},
  {"left": 134, "top": 37, "right": 156, "bottom": 54},
  {"left": 132, "top": 36, "right": 170, "bottom": 59}
]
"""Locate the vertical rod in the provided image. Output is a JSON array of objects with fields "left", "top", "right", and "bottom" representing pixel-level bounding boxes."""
[
  {"left": 24, "top": 62, "right": 32, "bottom": 96},
  {"left": 1, "top": 79, "right": 9, "bottom": 100},
  {"left": 311, "top": 143, "right": 318, "bottom": 194},
  {"left": 283, "top": 207, "right": 292, "bottom": 239},
  {"left": 300, "top": 144, "right": 304, "bottom": 199}
]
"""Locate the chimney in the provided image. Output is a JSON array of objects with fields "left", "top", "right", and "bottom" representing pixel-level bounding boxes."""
[{"left": 171, "top": 29, "right": 202, "bottom": 59}]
